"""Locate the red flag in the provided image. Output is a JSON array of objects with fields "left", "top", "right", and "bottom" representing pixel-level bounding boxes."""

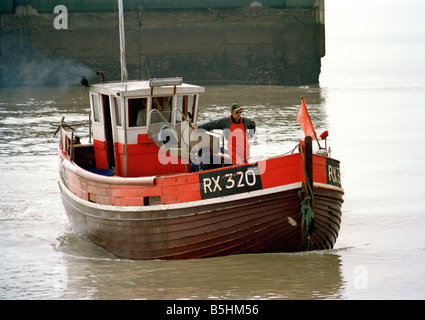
[{"left": 297, "top": 96, "right": 317, "bottom": 140}]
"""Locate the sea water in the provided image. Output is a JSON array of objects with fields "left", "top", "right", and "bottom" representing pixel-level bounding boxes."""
[{"left": 1, "top": 32, "right": 425, "bottom": 299}]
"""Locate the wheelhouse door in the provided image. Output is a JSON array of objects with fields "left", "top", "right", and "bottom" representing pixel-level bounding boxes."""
[{"left": 101, "top": 94, "right": 115, "bottom": 170}]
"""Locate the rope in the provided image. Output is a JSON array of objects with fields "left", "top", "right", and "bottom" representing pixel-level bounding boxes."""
[
  {"left": 300, "top": 196, "right": 315, "bottom": 236},
  {"left": 299, "top": 144, "right": 315, "bottom": 250},
  {"left": 281, "top": 143, "right": 299, "bottom": 156}
]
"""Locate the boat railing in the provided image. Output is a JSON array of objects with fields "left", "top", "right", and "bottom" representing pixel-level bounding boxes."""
[
  {"left": 145, "top": 108, "right": 228, "bottom": 166},
  {"left": 54, "top": 117, "right": 92, "bottom": 161},
  {"left": 58, "top": 126, "right": 76, "bottom": 160},
  {"left": 147, "top": 108, "right": 192, "bottom": 152},
  {"left": 146, "top": 109, "right": 179, "bottom": 146},
  {"left": 146, "top": 109, "right": 169, "bottom": 128},
  {"left": 171, "top": 108, "right": 190, "bottom": 124},
  {"left": 172, "top": 108, "right": 198, "bottom": 151}
]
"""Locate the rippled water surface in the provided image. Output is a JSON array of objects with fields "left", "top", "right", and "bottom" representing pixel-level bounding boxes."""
[{"left": 1, "top": 32, "right": 425, "bottom": 299}]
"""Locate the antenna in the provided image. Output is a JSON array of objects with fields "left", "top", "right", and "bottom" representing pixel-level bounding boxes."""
[{"left": 118, "top": 0, "right": 128, "bottom": 81}]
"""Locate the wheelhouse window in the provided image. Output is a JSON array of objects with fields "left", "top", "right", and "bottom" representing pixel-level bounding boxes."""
[
  {"left": 176, "top": 94, "right": 196, "bottom": 123},
  {"left": 128, "top": 98, "right": 147, "bottom": 127},
  {"left": 113, "top": 97, "right": 122, "bottom": 127},
  {"left": 91, "top": 94, "right": 101, "bottom": 123},
  {"left": 151, "top": 96, "right": 172, "bottom": 123}
]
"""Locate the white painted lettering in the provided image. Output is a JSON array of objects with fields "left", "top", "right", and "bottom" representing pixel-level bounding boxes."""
[
  {"left": 199, "top": 164, "right": 263, "bottom": 199},
  {"left": 203, "top": 178, "right": 212, "bottom": 194},
  {"left": 328, "top": 165, "right": 334, "bottom": 182},
  {"left": 328, "top": 165, "right": 341, "bottom": 184},
  {"left": 211, "top": 176, "right": 222, "bottom": 192},
  {"left": 236, "top": 171, "right": 245, "bottom": 187},
  {"left": 245, "top": 169, "right": 256, "bottom": 186},
  {"left": 225, "top": 173, "right": 235, "bottom": 189}
]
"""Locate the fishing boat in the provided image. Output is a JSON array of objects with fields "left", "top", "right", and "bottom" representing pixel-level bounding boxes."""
[{"left": 55, "top": 0, "right": 343, "bottom": 260}]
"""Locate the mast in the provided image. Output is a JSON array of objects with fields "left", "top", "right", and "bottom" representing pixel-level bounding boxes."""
[
  {"left": 118, "top": 0, "right": 128, "bottom": 176},
  {"left": 118, "top": 0, "right": 128, "bottom": 81}
]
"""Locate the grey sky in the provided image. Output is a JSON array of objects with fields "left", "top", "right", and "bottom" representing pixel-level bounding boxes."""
[{"left": 325, "top": 0, "right": 425, "bottom": 35}]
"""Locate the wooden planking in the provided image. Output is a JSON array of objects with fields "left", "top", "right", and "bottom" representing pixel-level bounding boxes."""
[
  {"left": 65, "top": 150, "right": 335, "bottom": 207},
  {"left": 313, "top": 155, "right": 328, "bottom": 184},
  {"left": 61, "top": 182, "right": 307, "bottom": 259},
  {"left": 79, "top": 192, "right": 299, "bottom": 241},
  {"left": 261, "top": 154, "right": 303, "bottom": 189},
  {"left": 81, "top": 196, "right": 299, "bottom": 249},
  {"left": 66, "top": 167, "right": 163, "bottom": 206},
  {"left": 59, "top": 147, "right": 344, "bottom": 259},
  {"left": 93, "top": 207, "right": 301, "bottom": 259},
  {"left": 157, "top": 172, "right": 202, "bottom": 204},
  {"left": 62, "top": 185, "right": 343, "bottom": 259},
  {"left": 309, "top": 186, "right": 343, "bottom": 250}
]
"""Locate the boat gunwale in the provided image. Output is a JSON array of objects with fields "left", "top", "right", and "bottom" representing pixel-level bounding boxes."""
[
  {"left": 59, "top": 176, "right": 304, "bottom": 219},
  {"left": 59, "top": 151, "right": 344, "bottom": 218},
  {"left": 61, "top": 157, "right": 157, "bottom": 186}
]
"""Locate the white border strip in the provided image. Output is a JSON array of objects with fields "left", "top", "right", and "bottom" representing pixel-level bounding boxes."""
[
  {"left": 59, "top": 177, "right": 302, "bottom": 213},
  {"left": 313, "top": 182, "right": 344, "bottom": 194}
]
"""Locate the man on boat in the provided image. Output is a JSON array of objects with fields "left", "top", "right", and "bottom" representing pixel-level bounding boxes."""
[{"left": 197, "top": 105, "right": 256, "bottom": 165}]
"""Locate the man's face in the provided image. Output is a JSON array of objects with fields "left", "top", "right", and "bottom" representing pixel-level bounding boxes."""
[{"left": 231, "top": 109, "right": 242, "bottom": 121}]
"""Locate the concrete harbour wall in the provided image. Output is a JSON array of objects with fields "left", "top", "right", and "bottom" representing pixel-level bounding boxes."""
[{"left": 0, "top": 0, "right": 325, "bottom": 87}]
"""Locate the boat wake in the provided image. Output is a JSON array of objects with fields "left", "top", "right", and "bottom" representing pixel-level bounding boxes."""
[{"left": 54, "top": 232, "right": 116, "bottom": 260}]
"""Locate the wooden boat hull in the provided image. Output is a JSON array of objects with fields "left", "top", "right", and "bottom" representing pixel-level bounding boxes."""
[
  {"left": 54, "top": 5, "right": 342, "bottom": 260},
  {"left": 59, "top": 177, "right": 343, "bottom": 260},
  {"left": 58, "top": 126, "right": 343, "bottom": 260}
]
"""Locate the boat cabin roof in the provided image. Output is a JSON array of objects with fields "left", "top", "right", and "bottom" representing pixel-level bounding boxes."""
[
  {"left": 89, "top": 78, "right": 205, "bottom": 97},
  {"left": 86, "top": 77, "right": 206, "bottom": 177}
]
